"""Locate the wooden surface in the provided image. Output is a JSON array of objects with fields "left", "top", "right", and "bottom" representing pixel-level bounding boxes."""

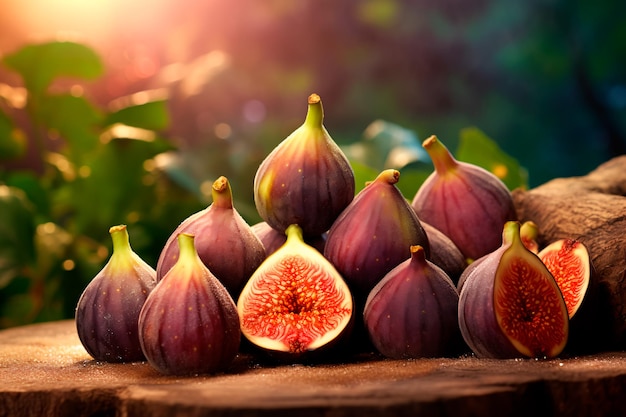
[{"left": 1, "top": 320, "right": 626, "bottom": 417}]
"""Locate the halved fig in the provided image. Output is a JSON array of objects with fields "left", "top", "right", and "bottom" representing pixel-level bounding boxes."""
[
  {"left": 237, "top": 224, "right": 353, "bottom": 360},
  {"left": 538, "top": 239, "right": 590, "bottom": 319},
  {"left": 458, "top": 221, "right": 569, "bottom": 359}
]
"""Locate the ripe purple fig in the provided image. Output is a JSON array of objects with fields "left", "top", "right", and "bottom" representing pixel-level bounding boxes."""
[
  {"left": 458, "top": 221, "right": 569, "bottom": 359},
  {"left": 156, "top": 176, "right": 266, "bottom": 297},
  {"left": 324, "top": 169, "right": 430, "bottom": 301},
  {"left": 251, "top": 221, "right": 326, "bottom": 256},
  {"left": 411, "top": 136, "right": 517, "bottom": 262},
  {"left": 421, "top": 221, "right": 467, "bottom": 284},
  {"left": 364, "top": 245, "right": 460, "bottom": 358},
  {"left": 75, "top": 225, "right": 156, "bottom": 362},
  {"left": 253, "top": 93, "right": 355, "bottom": 237},
  {"left": 139, "top": 233, "right": 240, "bottom": 375},
  {"left": 237, "top": 224, "right": 353, "bottom": 359}
]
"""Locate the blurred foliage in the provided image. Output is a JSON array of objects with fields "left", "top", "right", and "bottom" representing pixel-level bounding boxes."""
[{"left": 0, "top": 0, "right": 624, "bottom": 329}]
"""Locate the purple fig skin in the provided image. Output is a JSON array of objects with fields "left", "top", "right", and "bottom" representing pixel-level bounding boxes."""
[
  {"left": 458, "top": 221, "right": 569, "bottom": 359},
  {"left": 254, "top": 93, "right": 355, "bottom": 237},
  {"left": 324, "top": 169, "right": 430, "bottom": 300},
  {"left": 139, "top": 233, "right": 241, "bottom": 375},
  {"left": 156, "top": 176, "right": 266, "bottom": 297},
  {"left": 251, "top": 221, "right": 326, "bottom": 255},
  {"left": 411, "top": 136, "right": 517, "bottom": 262},
  {"left": 421, "top": 221, "right": 468, "bottom": 284},
  {"left": 364, "top": 245, "right": 460, "bottom": 359},
  {"left": 75, "top": 225, "right": 156, "bottom": 363}
]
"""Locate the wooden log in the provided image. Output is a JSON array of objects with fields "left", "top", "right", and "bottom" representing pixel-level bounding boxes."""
[{"left": 512, "top": 155, "right": 626, "bottom": 352}]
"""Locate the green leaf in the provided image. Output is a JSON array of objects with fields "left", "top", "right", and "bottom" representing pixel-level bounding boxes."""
[
  {"left": 0, "top": 186, "right": 36, "bottom": 289},
  {"left": 351, "top": 160, "right": 380, "bottom": 194},
  {"left": 0, "top": 109, "right": 26, "bottom": 160},
  {"left": 34, "top": 94, "right": 102, "bottom": 161},
  {"left": 456, "top": 127, "right": 528, "bottom": 190},
  {"left": 104, "top": 99, "right": 170, "bottom": 131},
  {"left": 343, "top": 120, "right": 427, "bottom": 172},
  {"left": 2, "top": 41, "right": 103, "bottom": 95}
]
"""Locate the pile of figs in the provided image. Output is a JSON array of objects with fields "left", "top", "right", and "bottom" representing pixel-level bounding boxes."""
[{"left": 75, "top": 93, "right": 592, "bottom": 375}]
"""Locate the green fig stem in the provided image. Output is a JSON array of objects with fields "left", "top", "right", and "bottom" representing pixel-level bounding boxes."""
[
  {"left": 502, "top": 221, "right": 523, "bottom": 249},
  {"left": 304, "top": 93, "right": 324, "bottom": 129},
  {"left": 423, "top": 135, "right": 458, "bottom": 176},
  {"left": 212, "top": 176, "right": 233, "bottom": 209},
  {"left": 285, "top": 224, "right": 304, "bottom": 244},
  {"left": 110, "top": 224, "right": 134, "bottom": 255},
  {"left": 176, "top": 233, "right": 201, "bottom": 267},
  {"left": 376, "top": 169, "right": 400, "bottom": 185}
]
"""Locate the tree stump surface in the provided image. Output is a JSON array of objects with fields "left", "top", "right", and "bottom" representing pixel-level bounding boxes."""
[
  {"left": 1, "top": 320, "right": 626, "bottom": 417},
  {"left": 512, "top": 155, "right": 626, "bottom": 351}
]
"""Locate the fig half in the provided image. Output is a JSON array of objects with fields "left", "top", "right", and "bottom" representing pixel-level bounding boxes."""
[
  {"left": 458, "top": 221, "right": 569, "bottom": 358},
  {"left": 237, "top": 224, "right": 353, "bottom": 359},
  {"left": 538, "top": 239, "right": 590, "bottom": 319}
]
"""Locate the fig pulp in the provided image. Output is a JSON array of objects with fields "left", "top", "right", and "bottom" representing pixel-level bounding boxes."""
[
  {"left": 237, "top": 224, "right": 353, "bottom": 359},
  {"left": 253, "top": 93, "right": 355, "bottom": 237},
  {"left": 538, "top": 239, "right": 590, "bottom": 319},
  {"left": 139, "top": 233, "right": 240, "bottom": 375},
  {"left": 458, "top": 221, "right": 569, "bottom": 359},
  {"left": 324, "top": 169, "right": 430, "bottom": 301},
  {"left": 411, "top": 136, "right": 517, "bottom": 262},
  {"left": 156, "top": 176, "right": 266, "bottom": 297},
  {"left": 75, "top": 225, "right": 156, "bottom": 362},
  {"left": 364, "top": 245, "right": 460, "bottom": 359}
]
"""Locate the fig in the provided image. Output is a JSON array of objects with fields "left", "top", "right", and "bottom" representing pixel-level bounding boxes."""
[
  {"left": 324, "top": 169, "right": 430, "bottom": 301},
  {"left": 421, "top": 221, "right": 467, "bottom": 284},
  {"left": 538, "top": 239, "right": 590, "bottom": 319},
  {"left": 75, "top": 225, "right": 156, "bottom": 362},
  {"left": 364, "top": 245, "right": 460, "bottom": 358},
  {"left": 251, "top": 221, "right": 326, "bottom": 256},
  {"left": 156, "top": 176, "right": 266, "bottom": 297},
  {"left": 411, "top": 135, "right": 517, "bottom": 262},
  {"left": 237, "top": 224, "right": 353, "bottom": 359},
  {"left": 253, "top": 93, "right": 355, "bottom": 237},
  {"left": 520, "top": 220, "right": 540, "bottom": 254},
  {"left": 138, "top": 233, "right": 240, "bottom": 375},
  {"left": 458, "top": 221, "right": 569, "bottom": 359}
]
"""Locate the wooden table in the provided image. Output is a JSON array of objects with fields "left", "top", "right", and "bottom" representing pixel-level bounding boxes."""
[{"left": 1, "top": 320, "right": 625, "bottom": 417}]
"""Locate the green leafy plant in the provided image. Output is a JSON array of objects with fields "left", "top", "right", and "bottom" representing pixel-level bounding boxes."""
[{"left": 0, "top": 41, "right": 203, "bottom": 328}]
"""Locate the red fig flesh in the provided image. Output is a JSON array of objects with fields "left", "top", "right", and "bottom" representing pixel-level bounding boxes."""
[
  {"left": 458, "top": 221, "right": 569, "bottom": 358},
  {"left": 412, "top": 136, "right": 517, "bottom": 262},
  {"left": 364, "top": 245, "right": 460, "bottom": 358},
  {"left": 538, "top": 239, "right": 590, "bottom": 318},
  {"left": 237, "top": 224, "right": 353, "bottom": 358},
  {"left": 254, "top": 94, "right": 355, "bottom": 237},
  {"left": 75, "top": 225, "right": 156, "bottom": 362},
  {"left": 139, "top": 233, "right": 240, "bottom": 375}
]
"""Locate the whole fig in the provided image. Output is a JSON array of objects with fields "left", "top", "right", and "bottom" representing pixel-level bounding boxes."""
[
  {"left": 458, "top": 221, "right": 569, "bottom": 359},
  {"left": 139, "top": 233, "right": 240, "bottom": 375},
  {"left": 364, "top": 245, "right": 460, "bottom": 359},
  {"left": 254, "top": 93, "right": 355, "bottom": 237},
  {"left": 411, "top": 135, "right": 517, "bottom": 262},
  {"left": 324, "top": 169, "right": 430, "bottom": 302},
  {"left": 156, "top": 176, "right": 266, "bottom": 297},
  {"left": 421, "top": 221, "right": 467, "bottom": 284},
  {"left": 237, "top": 224, "right": 353, "bottom": 360},
  {"left": 75, "top": 225, "right": 156, "bottom": 362}
]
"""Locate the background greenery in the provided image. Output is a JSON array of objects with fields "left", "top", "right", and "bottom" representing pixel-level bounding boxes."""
[{"left": 0, "top": 0, "right": 624, "bottom": 328}]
